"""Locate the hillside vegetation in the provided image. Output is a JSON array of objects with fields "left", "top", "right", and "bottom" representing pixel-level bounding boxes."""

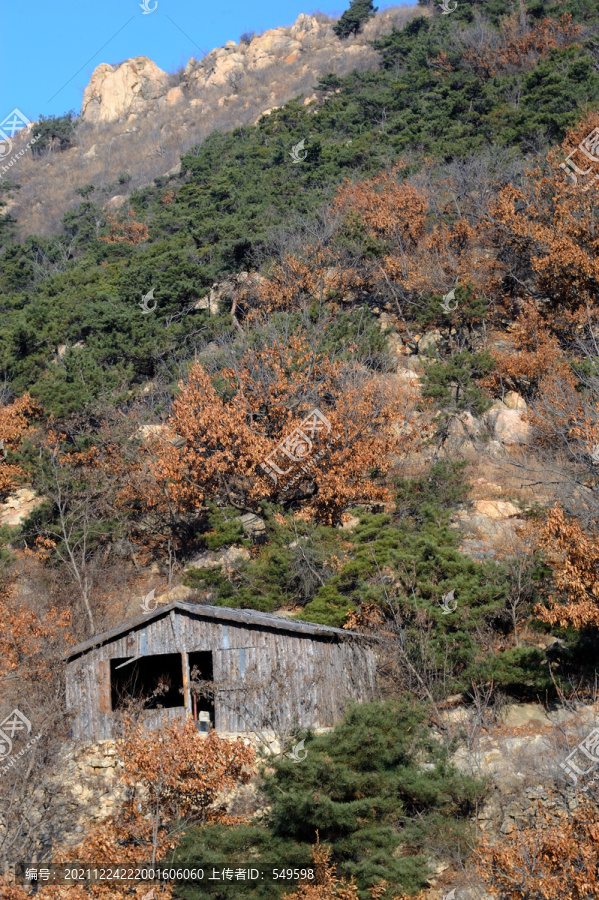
[{"left": 4, "top": 0, "right": 599, "bottom": 897}]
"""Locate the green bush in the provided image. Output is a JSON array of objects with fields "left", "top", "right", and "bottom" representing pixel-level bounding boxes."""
[
  {"left": 334, "top": 0, "right": 378, "bottom": 38},
  {"left": 298, "top": 463, "right": 555, "bottom": 696},
  {"left": 300, "top": 506, "right": 514, "bottom": 689},
  {"left": 422, "top": 350, "right": 495, "bottom": 418},
  {"left": 174, "top": 700, "right": 484, "bottom": 899},
  {"left": 183, "top": 513, "right": 345, "bottom": 612},
  {"left": 31, "top": 111, "right": 77, "bottom": 155}
]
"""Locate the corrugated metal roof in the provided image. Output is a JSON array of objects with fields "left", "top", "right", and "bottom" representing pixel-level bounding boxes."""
[{"left": 65, "top": 601, "right": 361, "bottom": 660}]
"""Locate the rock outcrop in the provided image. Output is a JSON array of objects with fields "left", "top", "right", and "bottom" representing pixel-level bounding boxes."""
[
  {"left": 185, "top": 545, "right": 251, "bottom": 572},
  {"left": 478, "top": 397, "right": 531, "bottom": 445},
  {"left": 493, "top": 409, "right": 531, "bottom": 444},
  {"left": 0, "top": 486, "right": 44, "bottom": 527},
  {"left": 79, "top": 12, "right": 413, "bottom": 126},
  {"left": 453, "top": 499, "right": 525, "bottom": 560},
  {"left": 82, "top": 57, "right": 171, "bottom": 123}
]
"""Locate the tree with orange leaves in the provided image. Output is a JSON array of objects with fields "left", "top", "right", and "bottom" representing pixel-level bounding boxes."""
[
  {"left": 233, "top": 161, "right": 498, "bottom": 338},
  {"left": 282, "top": 841, "right": 361, "bottom": 900},
  {"left": 0, "top": 591, "right": 71, "bottom": 682},
  {"left": 282, "top": 839, "right": 429, "bottom": 900},
  {"left": 520, "top": 348, "right": 599, "bottom": 524},
  {"left": 476, "top": 796, "right": 599, "bottom": 900},
  {"left": 232, "top": 111, "right": 599, "bottom": 372},
  {"left": 460, "top": 12, "right": 581, "bottom": 80},
  {"left": 1, "top": 719, "right": 255, "bottom": 900},
  {"left": 120, "top": 717, "right": 255, "bottom": 832},
  {"left": 263, "top": 109, "right": 599, "bottom": 356},
  {"left": 501, "top": 301, "right": 599, "bottom": 533},
  {"left": 0, "top": 392, "right": 40, "bottom": 497},
  {"left": 331, "top": 164, "right": 500, "bottom": 334},
  {"left": 98, "top": 208, "right": 149, "bottom": 244},
  {"left": 237, "top": 251, "right": 344, "bottom": 319},
  {"left": 0, "top": 566, "right": 74, "bottom": 886},
  {"left": 481, "top": 302, "right": 565, "bottom": 398},
  {"left": 138, "top": 320, "right": 417, "bottom": 525},
  {"left": 462, "top": 110, "right": 599, "bottom": 531},
  {"left": 487, "top": 110, "right": 599, "bottom": 336},
  {"left": 535, "top": 504, "right": 599, "bottom": 629}
]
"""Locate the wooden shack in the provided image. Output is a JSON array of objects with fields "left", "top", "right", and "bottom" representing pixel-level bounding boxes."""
[{"left": 64, "top": 602, "right": 376, "bottom": 740}]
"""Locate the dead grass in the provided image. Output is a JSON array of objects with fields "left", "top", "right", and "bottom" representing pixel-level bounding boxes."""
[{"left": 465, "top": 450, "right": 549, "bottom": 506}]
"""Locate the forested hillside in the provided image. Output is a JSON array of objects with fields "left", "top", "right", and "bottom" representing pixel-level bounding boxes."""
[
  {"left": 4, "top": 0, "right": 599, "bottom": 896},
  {"left": 2, "top": 0, "right": 599, "bottom": 412}
]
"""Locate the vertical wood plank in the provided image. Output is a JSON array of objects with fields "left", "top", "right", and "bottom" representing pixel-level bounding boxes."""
[
  {"left": 98, "top": 659, "right": 111, "bottom": 714},
  {"left": 182, "top": 651, "right": 190, "bottom": 715}
]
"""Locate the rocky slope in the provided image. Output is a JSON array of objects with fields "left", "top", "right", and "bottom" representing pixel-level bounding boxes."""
[
  {"left": 80, "top": 13, "right": 369, "bottom": 125},
  {"left": 3, "top": 7, "right": 422, "bottom": 237},
  {"left": 17, "top": 698, "right": 598, "bottom": 900}
]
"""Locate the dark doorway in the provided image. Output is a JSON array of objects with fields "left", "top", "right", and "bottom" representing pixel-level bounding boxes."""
[
  {"left": 110, "top": 653, "right": 184, "bottom": 710},
  {"left": 188, "top": 651, "right": 215, "bottom": 731}
]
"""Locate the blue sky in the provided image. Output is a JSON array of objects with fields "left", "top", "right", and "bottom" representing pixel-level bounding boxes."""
[{"left": 1, "top": 0, "right": 411, "bottom": 127}]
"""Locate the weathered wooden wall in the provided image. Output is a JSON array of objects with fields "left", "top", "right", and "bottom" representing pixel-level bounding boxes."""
[{"left": 65, "top": 609, "right": 375, "bottom": 740}]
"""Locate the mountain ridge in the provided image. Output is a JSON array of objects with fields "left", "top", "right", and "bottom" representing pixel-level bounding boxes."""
[{"left": 2, "top": 7, "right": 421, "bottom": 238}]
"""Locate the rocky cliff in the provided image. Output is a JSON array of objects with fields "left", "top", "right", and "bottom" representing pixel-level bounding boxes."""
[{"left": 80, "top": 13, "right": 372, "bottom": 125}]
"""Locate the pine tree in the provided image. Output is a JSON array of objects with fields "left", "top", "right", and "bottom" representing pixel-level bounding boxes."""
[{"left": 333, "top": 0, "right": 378, "bottom": 38}]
